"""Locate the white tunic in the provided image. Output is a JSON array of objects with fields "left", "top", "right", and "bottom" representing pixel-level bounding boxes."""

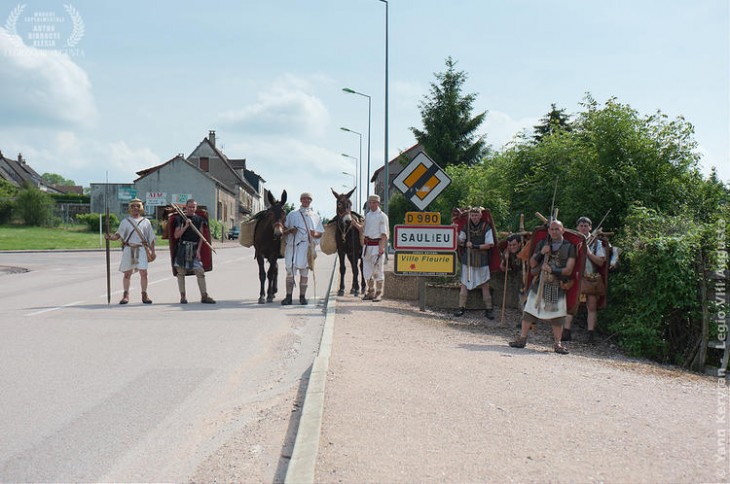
[
  {"left": 361, "top": 208, "right": 389, "bottom": 281},
  {"left": 116, "top": 216, "right": 156, "bottom": 272},
  {"left": 284, "top": 207, "right": 324, "bottom": 272},
  {"left": 458, "top": 228, "right": 494, "bottom": 290}
]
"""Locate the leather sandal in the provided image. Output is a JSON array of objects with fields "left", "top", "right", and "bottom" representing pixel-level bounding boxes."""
[
  {"left": 553, "top": 343, "right": 569, "bottom": 355},
  {"left": 141, "top": 292, "right": 152, "bottom": 304},
  {"left": 119, "top": 291, "right": 129, "bottom": 305},
  {"left": 509, "top": 336, "right": 527, "bottom": 348}
]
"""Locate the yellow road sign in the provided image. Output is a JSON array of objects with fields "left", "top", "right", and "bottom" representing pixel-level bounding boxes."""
[
  {"left": 394, "top": 251, "right": 456, "bottom": 276},
  {"left": 405, "top": 211, "right": 441, "bottom": 225}
]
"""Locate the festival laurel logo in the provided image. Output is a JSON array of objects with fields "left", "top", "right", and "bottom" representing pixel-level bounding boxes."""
[{"left": 4, "top": 3, "right": 85, "bottom": 56}]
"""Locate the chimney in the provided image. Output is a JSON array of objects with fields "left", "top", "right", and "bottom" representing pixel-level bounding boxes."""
[
  {"left": 208, "top": 130, "right": 216, "bottom": 148},
  {"left": 18, "top": 153, "right": 24, "bottom": 164}
]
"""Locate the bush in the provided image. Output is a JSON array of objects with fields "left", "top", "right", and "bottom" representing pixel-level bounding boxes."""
[
  {"left": 0, "top": 198, "right": 14, "bottom": 224},
  {"left": 76, "top": 212, "right": 119, "bottom": 232},
  {"left": 208, "top": 218, "right": 223, "bottom": 240},
  {"left": 603, "top": 205, "right": 721, "bottom": 364},
  {"left": 15, "top": 187, "right": 53, "bottom": 226}
]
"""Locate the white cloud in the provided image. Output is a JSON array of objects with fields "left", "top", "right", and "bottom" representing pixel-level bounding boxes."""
[
  {"left": 228, "top": 136, "right": 363, "bottom": 217},
  {"left": 0, "top": 29, "right": 97, "bottom": 127},
  {"left": 483, "top": 110, "right": 539, "bottom": 150},
  {"left": 217, "top": 74, "right": 330, "bottom": 137}
]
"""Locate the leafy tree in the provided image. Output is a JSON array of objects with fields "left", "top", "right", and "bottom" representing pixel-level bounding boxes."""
[
  {"left": 41, "top": 172, "right": 76, "bottom": 186},
  {"left": 15, "top": 185, "right": 53, "bottom": 226},
  {"left": 410, "top": 56, "right": 487, "bottom": 168},
  {"left": 532, "top": 103, "right": 572, "bottom": 143}
]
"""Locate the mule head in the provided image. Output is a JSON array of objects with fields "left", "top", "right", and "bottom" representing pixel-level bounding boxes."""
[
  {"left": 269, "top": 202, "right": 286, "bottom": 238},
  {"left": 332, "top": 187, "right": 355, "bottom": 223},
  {"left": 265, "top": 189, "right": 288, "bottom": 237}
]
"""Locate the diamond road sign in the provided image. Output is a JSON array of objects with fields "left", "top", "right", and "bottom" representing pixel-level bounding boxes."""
[{"left": 392, "top": 151, "right": 451, "bottom": 210}]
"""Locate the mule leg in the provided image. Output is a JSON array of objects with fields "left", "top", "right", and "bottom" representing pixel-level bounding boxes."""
[
  {"left": 337, "top": 252, "right": 346, "bottom": 296},
  {"left": 266, "top": 258, "right": 278, "bottom": 302},
  {"left": 349, "top": 252, "right": 359, "bottom": 296},
  {"left": 257, "top": 257, "right": 267, "bottom": 304}
]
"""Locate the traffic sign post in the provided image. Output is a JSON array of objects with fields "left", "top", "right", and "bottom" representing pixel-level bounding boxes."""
[
  {"left": 392, "top": 151, "right": 451, "bottom": 211},
  {"left": 392, "top": 150, "right": 455, "bottom": 310}
]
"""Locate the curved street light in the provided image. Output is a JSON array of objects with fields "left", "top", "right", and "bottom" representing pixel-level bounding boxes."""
[
  {"left": 342, "top": 87, "right": 372, "bottom": 202},
  {"left": 341, "top": 154, "right": 358, "bottom": 207},
  {"left": 340, "top": 127, "right": 362, "bottom": 210},
  {"left": 341, "top": 171, "right": 356, "bottom": 191}
]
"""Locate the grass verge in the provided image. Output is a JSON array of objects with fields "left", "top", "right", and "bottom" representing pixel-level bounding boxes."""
[{"left": 0, "top": 225, "right": 169, "bottom": 250}]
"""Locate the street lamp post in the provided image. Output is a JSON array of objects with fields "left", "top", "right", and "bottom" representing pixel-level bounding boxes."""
[
  {"left": 341, "top": 171, "right": 356, "bottom": 192},
  {"left": 379, "top": 0, "right": 389, "bottom": 217},
  {"left": 341, "top": 87, "right": 371, "bottom": 203},
  {"left": 340, "top": 127, "right": 362, "bottom": 210}
]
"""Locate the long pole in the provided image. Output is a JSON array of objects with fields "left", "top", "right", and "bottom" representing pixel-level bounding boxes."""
[
  {"left": 357, "top": 130, "right": 362, "bottom": 211},
  {"left": 366, "top": 95, "right": 371, "bottom": 202}
]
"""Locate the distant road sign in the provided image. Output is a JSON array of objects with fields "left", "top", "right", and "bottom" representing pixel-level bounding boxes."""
[
  {"left": 145, "top": 192, "right": 167, "bottom": 206},
  {"left": 405, "top": 211, "right": 441, "bottom": 225},
  {"left": 394, "top": 225, "right": 457, "bottom": 251},
  {"left": 392, "top": 151, "right": 451, "bottom": 210},
  {"left": 394, "top": 251, "right": 456, "bottom": 276}
]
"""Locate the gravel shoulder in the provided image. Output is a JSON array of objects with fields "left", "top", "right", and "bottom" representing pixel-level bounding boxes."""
[{"left": 316, "top": 297, "right": 729, "bottom": 483}]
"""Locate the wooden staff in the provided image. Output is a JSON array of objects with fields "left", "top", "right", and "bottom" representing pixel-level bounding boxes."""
[
  {"left": 500, "top": 247, "right": 509, "bottom": 325},
  {"left": 172, "top": 204, "right": 217, "bottom": 253},
  {"left": 104, "top": 195, "right": 111, "bottom": 305}
]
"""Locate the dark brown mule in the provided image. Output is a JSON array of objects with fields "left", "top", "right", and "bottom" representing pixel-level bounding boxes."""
[
  {"left": 253, "top": 190, "right": 287, "bottom": 303},
  {"left": 331, "top": 188, "right": 365, "bottom": 296}
]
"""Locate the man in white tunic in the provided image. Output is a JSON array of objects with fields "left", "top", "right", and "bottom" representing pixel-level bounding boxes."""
[
  {"left": 562, "top": 216, "right": 606, "bottom": 344},
  {"left": 352, "top": 194, "right": 389, "bottom": 301},
  {"left": 453, "top": 207, "right": 495, "bottom": 319},
  {"left": 105, "top": 198, "right": 156, "bottom": 304},
  {"left": 282, "top": 192, "right": 324, "bottom": 305}
]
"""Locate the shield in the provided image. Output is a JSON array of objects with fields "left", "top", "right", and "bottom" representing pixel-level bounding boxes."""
[{"left": 525, "top": 225, "right": 587, "bottom": 315}]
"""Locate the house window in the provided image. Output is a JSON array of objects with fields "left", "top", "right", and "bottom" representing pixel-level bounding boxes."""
[{"left": 200, "top": 157, "right": 209, "bottom": 172}]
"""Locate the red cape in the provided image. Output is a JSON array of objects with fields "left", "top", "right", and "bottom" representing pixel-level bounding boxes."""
[
  {"left": 453, "top": 209, "right": 502, "bottom": 272},
  {"left": 525, "top": 226, "right": 587, "bottom": 315}
]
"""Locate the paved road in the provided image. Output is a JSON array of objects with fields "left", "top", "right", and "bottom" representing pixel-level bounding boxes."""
[{"left": 0, "top": 243, "right": 336, "bottom": 482}]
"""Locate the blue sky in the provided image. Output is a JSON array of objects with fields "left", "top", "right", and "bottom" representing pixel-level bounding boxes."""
[{"left": 0, "top": 0, "right": 727, "bottom": 217}]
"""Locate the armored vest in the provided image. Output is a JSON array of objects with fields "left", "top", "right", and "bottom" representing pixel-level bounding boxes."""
[{"left": 459, "top": 221, "right": 492, "bottom": 267}]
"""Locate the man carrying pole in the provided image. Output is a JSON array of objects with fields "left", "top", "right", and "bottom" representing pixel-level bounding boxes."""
[
  {"left": 453, "top": 207, "right": 496, "bottom": 319},
  {"left": 105, "top": 198, "right": 156, "bottom": 305}
]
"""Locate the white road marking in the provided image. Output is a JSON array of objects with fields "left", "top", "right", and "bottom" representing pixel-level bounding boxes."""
[{"left": 26, "top": 300, "right": 85, "bottom": 316}]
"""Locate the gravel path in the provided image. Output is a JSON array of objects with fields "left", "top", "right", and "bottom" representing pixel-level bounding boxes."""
[{"left": 316, "top": 297, "right": 729, "bottom": 483}]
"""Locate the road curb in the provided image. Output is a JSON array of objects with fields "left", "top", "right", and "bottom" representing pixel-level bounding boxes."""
[{"left": 285, "top": 259, "right": 338, "bottom": 484}]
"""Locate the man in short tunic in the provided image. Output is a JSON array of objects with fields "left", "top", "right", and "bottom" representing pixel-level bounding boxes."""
[
  {"left": 172, "top": 199, "right": 215, "bottom": 304},
  {"left": 353, "top": 194, "right": 389, "bottom": 301},
  {"left": 106, "top": 198, "right": 156, "bottom": 305},
  {"left": 509, "top": 220, "right": 575, "bottom": 354},
  {"left": 453, "top": 207, "right": 495, "bottom": 319},
  {"left": 562, "top": 216, "right": 606, "bottom": 343}
]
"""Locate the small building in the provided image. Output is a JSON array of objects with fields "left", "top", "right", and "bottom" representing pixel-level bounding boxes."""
[
  {"left": 133, "top": 131, "right": 266, "bottom": 229},
  {"left": 370, "top": 143, "right": 424, "bottom": 203},
  {"left": 0, "top": 151, "right": 62, "bottom": 193}
]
